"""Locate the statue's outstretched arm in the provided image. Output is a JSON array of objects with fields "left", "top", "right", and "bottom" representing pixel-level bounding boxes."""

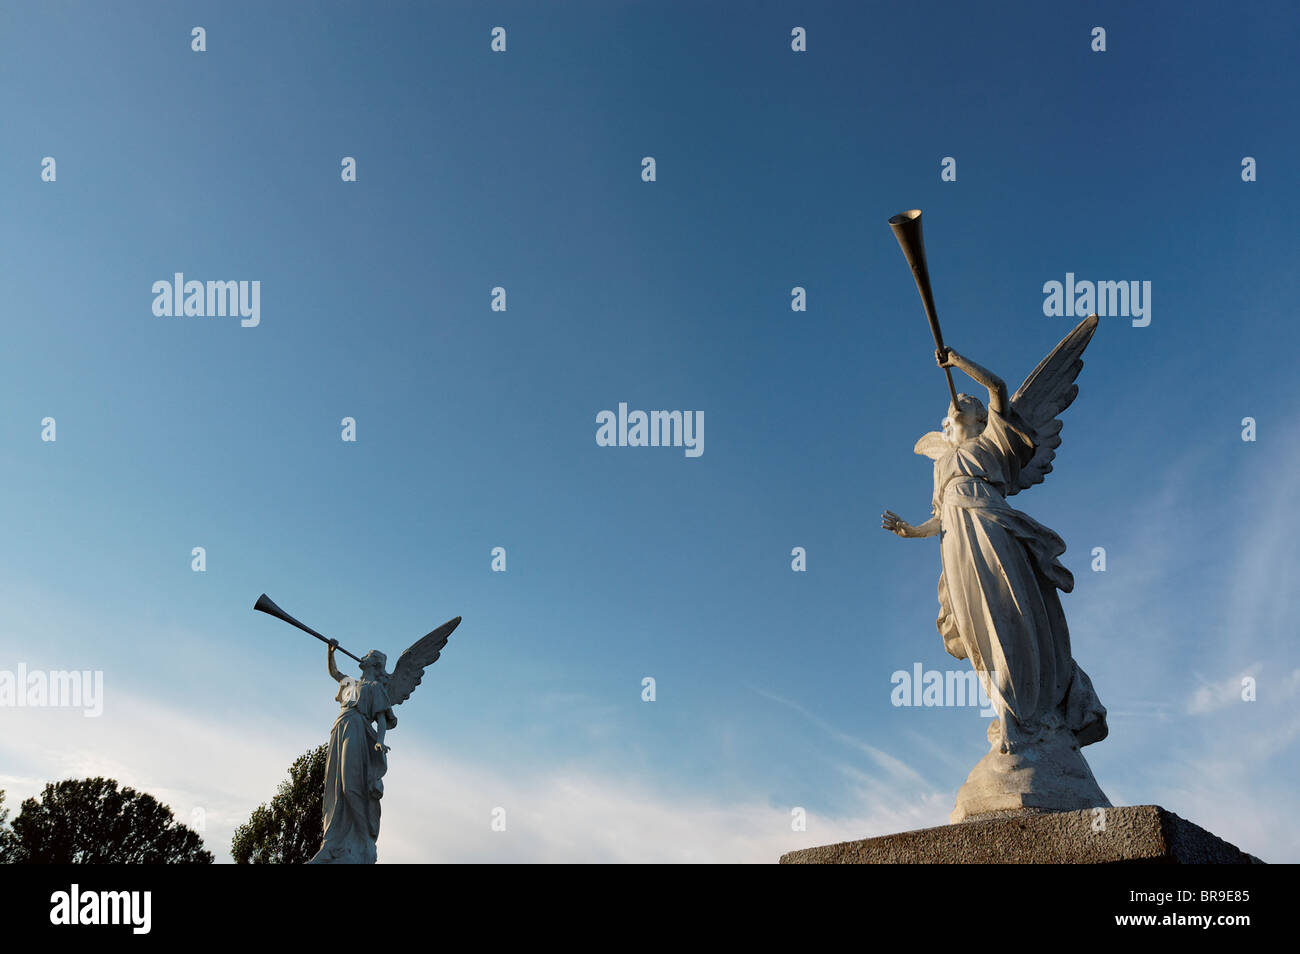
[
  {"left": 882, "top": 511, "right": 940, "bottom": 538},
  {"left": 939, "top": 348, "right": 1008, "bottom": 416},
  {"left": 327, "top": 644, "right": 344, "bottom": 683}
]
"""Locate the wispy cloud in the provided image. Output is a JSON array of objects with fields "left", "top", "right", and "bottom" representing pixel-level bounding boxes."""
[
  {"left": 750, "top": 686, "right": 934, "bottom": 789},
  {"left": 1101, "top": 428, "right": 1300, "bottom": 861},
  {"left": 1187, "top": 663, "right": 1263, "bottom": 715},
  {"left": 1, "top": 688, "right": 919, "bottom": 863}
]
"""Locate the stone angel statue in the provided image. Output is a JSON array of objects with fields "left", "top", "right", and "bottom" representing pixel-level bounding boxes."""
[
  {"left": 881, "top": 315, "right": 1111, "bottom": 822},
  {"left": 307, "top": 616, "right": 461, "bottom": 864}
]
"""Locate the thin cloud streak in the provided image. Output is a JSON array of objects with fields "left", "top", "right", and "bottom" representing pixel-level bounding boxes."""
[{"left": 1, "top": 688, "right": 911, "bottom": 863}]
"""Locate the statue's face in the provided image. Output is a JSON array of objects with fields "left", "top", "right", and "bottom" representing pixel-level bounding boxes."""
[
  {"left": 360, "top": 652, "right": 385, "bottom": 677},
  {"left": 943, "top": 407, "right": 982, "bottom": 444}
]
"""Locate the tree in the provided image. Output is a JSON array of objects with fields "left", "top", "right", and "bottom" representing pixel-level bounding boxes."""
[
  {"left": 231, "top": 744, "right": 326, "bottom": 864},
  {"left": 4, "top": 777, "right": 212, "bottom": 863},
  {"left": 0, "top": 790, "right": 12, "bottom": 862}
]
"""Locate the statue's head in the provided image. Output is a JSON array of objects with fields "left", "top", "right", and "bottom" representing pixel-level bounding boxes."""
[
  {"left": 359, "top": 650, "right": 387, "bottom": 678},
  {"left": 943, "top": 393, "right": 987, "bottom": 444}
]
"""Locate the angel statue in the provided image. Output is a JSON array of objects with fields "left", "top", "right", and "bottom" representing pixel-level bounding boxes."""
[
  {"left": 881, "top": 314, "right": 1112, "bottom": 823},
  {"left": 307, "top": 617, "right": 462, "bottom": 864}
]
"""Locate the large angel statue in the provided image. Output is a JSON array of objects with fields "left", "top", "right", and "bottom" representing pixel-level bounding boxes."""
[
  {"left": 881, "top": 315, "right": 1111, "bottom": 822},
  {"left": 307, "top": 617, "right": 461, "bottom": 864}
]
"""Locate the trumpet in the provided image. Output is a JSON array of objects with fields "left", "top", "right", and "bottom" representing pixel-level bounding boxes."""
[{"left": 888, "top": 209, "right": 960, "bottom": 407}]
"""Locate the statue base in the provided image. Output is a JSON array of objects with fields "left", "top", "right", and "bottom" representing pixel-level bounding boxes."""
[
  {"left": 779, "top": 805, "right": 1264, "bottom": 863},
  {"left": 950, "top": 721, "right": 1110, "bottom": 822}
]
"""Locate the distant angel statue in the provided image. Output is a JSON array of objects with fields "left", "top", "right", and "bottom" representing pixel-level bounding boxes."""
[
  {"left": 882, "top": 315, "right": 1111, "bottom": 820},
  {"left": 307, "top": 617, "right": 461, "bottom": 864}
]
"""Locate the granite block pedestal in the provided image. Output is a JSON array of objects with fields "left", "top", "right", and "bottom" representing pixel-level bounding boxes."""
[{"left": 779, "top": 806, "right": 1263, "bottom": 864}]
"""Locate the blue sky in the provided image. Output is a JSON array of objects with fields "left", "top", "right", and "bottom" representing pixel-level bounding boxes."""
[{"left": 1, "top": 0, "right": 1297, "bottom": 862}]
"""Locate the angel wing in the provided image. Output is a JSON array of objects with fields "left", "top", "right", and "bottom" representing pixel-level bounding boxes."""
[
  {"left": 1005, "top": 314, "right": 1099, "bottom": 496},
  {"left": 913, "top": 431, "right": 948, "bottom": 460},
  {"left": 386, "top": 616, "right": 462, "bottom": 707}
]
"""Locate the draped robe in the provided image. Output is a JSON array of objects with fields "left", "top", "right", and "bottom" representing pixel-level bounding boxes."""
[
  {"left": 307, "top": 676, "right": 396, "bottom": 864},
  {"left": 929, "top": 409, "right": 1107, "bottom": 748}
]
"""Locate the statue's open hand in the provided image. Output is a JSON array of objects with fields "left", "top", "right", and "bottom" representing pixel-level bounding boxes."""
[{"left": 881, "top": 510, "right": 911, "bottom": 537}]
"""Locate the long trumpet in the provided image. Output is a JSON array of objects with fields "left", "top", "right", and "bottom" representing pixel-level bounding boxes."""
[
  {"left": 888, "top": 209, "right": 960, "bottom": 407},
  {"left": 253, "top": 593, "right": 363, "bottom": 663}
]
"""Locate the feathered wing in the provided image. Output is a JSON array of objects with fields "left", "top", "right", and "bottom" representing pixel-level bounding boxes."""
[
  {"left": 386, "top": 616, "right": 462, "bottom": 706},
  {"left": 1006, "top": 314, "right": 1099, "bottom": 496},
  {"left": 914, "top": 431, "right": 948, "bottom": 460}
]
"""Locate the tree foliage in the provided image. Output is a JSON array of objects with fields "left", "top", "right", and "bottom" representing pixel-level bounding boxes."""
[
  {"left": 0, "top": 791, "right": 11, "bottom": 861},
  {"left": 3, "top": 777, "right": 212, "bottom": 864},
  {"left": 231, "top": 743, "right": 327, "bottom": 864}
]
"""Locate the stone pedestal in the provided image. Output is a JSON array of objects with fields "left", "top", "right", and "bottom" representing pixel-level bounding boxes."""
[
  {"left": 779, "top": 806, "right": 1264, "bottom": 864},
  {"left": 951, "top": 721, "right": 1111, "bottom": 822}
]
